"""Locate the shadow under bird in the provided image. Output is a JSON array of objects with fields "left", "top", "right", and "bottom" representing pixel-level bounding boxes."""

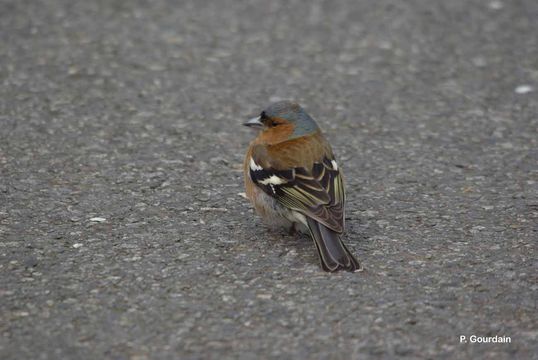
[{"left": 243, "top": 101, "right": 361, "bottom": 272}]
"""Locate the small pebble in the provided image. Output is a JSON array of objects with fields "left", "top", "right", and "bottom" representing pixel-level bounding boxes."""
[{"left": 23, "top": 256, "right": 38, "bottom": 268}]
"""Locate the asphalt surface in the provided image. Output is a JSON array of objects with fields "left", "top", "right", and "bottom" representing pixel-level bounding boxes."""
[{"left": 1, "top": 0, "right": 537, "bottom": 359}]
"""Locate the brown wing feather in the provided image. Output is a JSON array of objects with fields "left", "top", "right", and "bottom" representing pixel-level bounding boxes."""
[{"left": 248, "top": 133, "right": 345, "bottom": 233}]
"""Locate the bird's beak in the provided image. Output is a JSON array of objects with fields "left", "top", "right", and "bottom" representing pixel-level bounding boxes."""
[{"left": 243, "top": 116, "right": 263, "bottom": 129}]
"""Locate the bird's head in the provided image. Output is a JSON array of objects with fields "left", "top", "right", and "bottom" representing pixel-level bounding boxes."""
[{"left": 243, "top": 101, "right": 319, "bottom": 144}]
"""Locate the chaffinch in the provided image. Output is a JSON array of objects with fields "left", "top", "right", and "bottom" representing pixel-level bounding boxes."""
[{"left": 243, "top": 101, "right": 361, "bottom": 272}]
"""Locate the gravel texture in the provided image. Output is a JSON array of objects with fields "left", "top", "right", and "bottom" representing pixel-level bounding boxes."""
[{"left": 1, "top": 0, "right": 537, "bottom": 359}]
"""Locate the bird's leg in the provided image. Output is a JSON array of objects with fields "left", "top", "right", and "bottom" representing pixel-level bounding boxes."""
[{"left": 288, "top": 222, "right": 298, "bottom": 236}]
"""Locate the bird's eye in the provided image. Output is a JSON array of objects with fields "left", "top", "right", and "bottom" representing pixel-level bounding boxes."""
[
  {"left": 268, "top": 120, "right": 279, "bottom": 127},
  {"left": 260, "top": 112, "right": 279, "bottom": 127}
]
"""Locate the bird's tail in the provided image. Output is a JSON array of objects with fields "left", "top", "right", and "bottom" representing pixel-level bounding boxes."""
[{"left": 306, "top": 217, "right": 361, "bottom": 272}]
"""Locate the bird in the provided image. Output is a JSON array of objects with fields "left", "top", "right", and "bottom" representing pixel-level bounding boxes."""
[{"left": 243, "top": 100, "right": 361, "bottom": 272}]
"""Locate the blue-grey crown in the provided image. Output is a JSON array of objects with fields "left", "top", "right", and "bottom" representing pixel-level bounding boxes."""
[{"left": 264, "top": 101, "right": 319, "bottom": 138}]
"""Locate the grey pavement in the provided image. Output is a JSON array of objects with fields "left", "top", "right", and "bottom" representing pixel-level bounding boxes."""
[{"left": 1, "top": 0, "right": 537, "bottom": 359}]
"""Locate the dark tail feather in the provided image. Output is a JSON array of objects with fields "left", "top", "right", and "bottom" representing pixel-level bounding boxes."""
[{"left": 306, "top": 218, "right": 361, "bottom": 272}]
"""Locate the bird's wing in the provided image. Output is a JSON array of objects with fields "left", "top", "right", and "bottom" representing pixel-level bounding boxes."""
[{"left": 248, "top": 152, "right": 345, "bottom": 233}]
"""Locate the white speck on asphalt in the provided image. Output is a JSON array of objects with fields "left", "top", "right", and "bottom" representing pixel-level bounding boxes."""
[
  {"left": 515, "top": 85, "right": 533, "bottom": 94},
  {"left": 488, "top": 1, "right": 503, "bottom": 10},
  {"left": 89, "top": 217, "right": 107, "bottom": 222},
  {"left": 72, "top": 243, "right": 83, "bottom": 248},
  {"left": 200, "top": 207, "right": 228, "bottom": 212}
]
